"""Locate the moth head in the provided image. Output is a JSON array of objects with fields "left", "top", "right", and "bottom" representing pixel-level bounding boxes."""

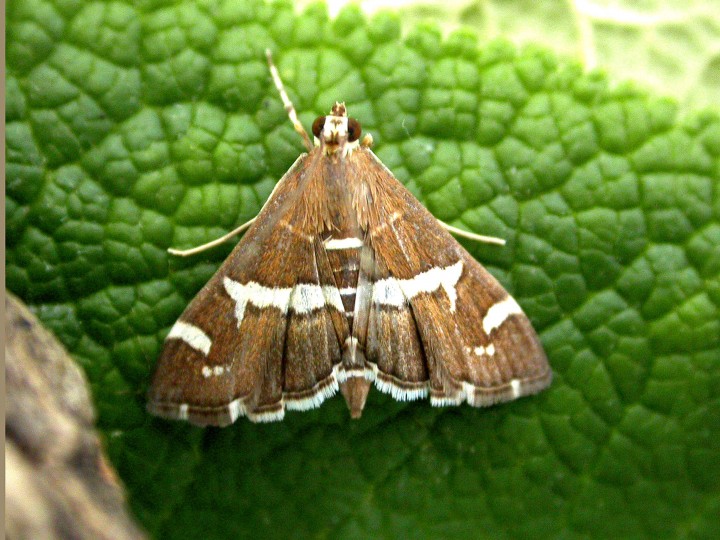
[{"left": 312, "top": 102, "right": 362, "bottom": 156}]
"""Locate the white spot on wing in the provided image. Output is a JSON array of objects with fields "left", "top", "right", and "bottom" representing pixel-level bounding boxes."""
[
  {"left": 178, "top": 404, "right": 189, "bottom": 420},
  {"left": 466, "top": 343, "right": 496, "bottom": 357},
  {"left": 167, "top": 321, "right": 212, "bottom": 355},
  {"left": 228, "top": 399, "right": 244, "bottom": 422},
  {"left": 372, "top": 260, "right": 463, "bottom": 311},
  {"left": 482, "top": 296, "right": 523, "bottom": 334},
  {"left": 201, "top": 365, "right": 227, "bottom": 378},
  {"left": 511, "top": 379, "right": 522, "bottom": 398}
]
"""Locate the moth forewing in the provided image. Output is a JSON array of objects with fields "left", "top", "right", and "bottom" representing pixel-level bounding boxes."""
[
  {"left": 343, "top": 149, "right": 551, "bottom": 406},
  {"left": 148, "top": 153, "right": 341, "bottom": 425},
  {"left": 147, "top": 52, "right": 551, "bottom": 426}
]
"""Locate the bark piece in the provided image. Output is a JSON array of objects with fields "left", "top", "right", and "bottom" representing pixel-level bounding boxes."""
[{"left": 5, "top": 292, "right": 146, "bottom": 540}]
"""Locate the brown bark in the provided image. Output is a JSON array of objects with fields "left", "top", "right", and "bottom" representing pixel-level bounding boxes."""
[{"left": 5, "top": 292, "right": 146, "bottom": 540}]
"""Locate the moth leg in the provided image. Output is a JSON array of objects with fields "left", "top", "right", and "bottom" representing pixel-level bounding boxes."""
[
  {"left": 438, "top": 221, "right": 506, "bottom": 246},
  {"left": 266, "top": 49, "right": 313, "bottom": 152},
  {"left": 168, "top": 217, "right": 257, "bottom": 257}
]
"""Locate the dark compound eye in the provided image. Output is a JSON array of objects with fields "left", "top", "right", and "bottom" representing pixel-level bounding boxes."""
[
  {"left": 311, "top": 116, "right": 325, "bottom": 138},
  {"left": 347, "top": 118, "right": 362, "bottom": 142}
]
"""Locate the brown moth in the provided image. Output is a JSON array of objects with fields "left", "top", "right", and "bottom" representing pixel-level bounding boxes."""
[{"left": 147, "top": 50, "right": 552, "bottom": 426}]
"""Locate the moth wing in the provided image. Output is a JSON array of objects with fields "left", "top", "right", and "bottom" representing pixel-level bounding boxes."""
[
  {"left": 361, "top": 244, "right": 431, "bottom": 401},
  {"left": 353, "top": 149, "right": 551, "bottom": 407},
  {"left": 148, "top": 154, "right": 349, "bottom": 425}
]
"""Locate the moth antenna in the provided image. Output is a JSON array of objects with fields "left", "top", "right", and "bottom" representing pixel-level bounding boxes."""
[
  {"left": 439, "top": 221, "right": 506, "bottom": 246},
  {"left": 168, "top": 217, "right": 257, "bottom": 257},
  {"left": 266, "top": 49, "right": 313, "bottom": 152}
]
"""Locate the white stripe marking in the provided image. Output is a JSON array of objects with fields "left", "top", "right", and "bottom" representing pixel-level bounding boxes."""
[
  {"left": 375, "top": 377, "right": 428, "bottom": 401},
  {"left": 167, "top": 321, "right": 212, "bottom": 356},
  {"left": 511, "top": 379, "right": 522, "bottom": 399},
  {"left": 285, "top": 378, "right": 339, "bottom": 411},
  {"left": 482, "top": 296, "right": 523, "bottom": 334},
  {"left": 291, "top": 284, "right": 329, "bottom": 313},
  {"left": 372, "top": 260, "right": 463, "bottom": 311},
  {"left": 373, "top": 277, "right": 404, "bottom": 306},
  {"left": 433, "top": 377, "right": 522, "bottom": 408},
  {"left": 366, "top": 362, "right": 429, "bottom": 401},
  {"left": 228, "top": 399, "right": 244, "bottom": 422},
  {"left": 335, "top": 367, "right": 375, "bottom": 382},
  {"left": 339, "top": 287, "right": 356, "bottom": 296},
  {"left": 223, "top": 278, "right": 345, "bottom": 326},
  {"left": 247, "top": 409, "right": 285, "bottom": 423},
  {"left": 430, "top": 395, "right": 463, "bottom": 407},
  {"left": 223, "top": 278, "right": 291, "bottom": 325},
  {"left": 324, "top": 237, "right": 364, "bottom": 250},
  {"left": 178, "top": 404, "right": 189, "bottom": 420},
  {"left": 321, "top": 286, "right": 346, "bottom": 314},
  {"left": 174, "top": 363, "right": 527, "bottom": 423}
]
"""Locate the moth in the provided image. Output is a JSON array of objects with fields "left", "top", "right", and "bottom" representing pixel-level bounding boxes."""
[{"left": 147, "top": 50, "right": 551, "bottom": 425}]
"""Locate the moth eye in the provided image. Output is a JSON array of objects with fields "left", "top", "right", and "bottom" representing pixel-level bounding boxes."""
[
  {"left": 312, "top": 116, "right": 326, "bottom": 138},
  {"left": 347, "top": 118, "right": 362, "bottom": 142}
]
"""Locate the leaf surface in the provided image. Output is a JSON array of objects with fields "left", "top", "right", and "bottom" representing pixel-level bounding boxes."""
[{"left": 6, "top": 1, "right": 720, "bottom": 538}]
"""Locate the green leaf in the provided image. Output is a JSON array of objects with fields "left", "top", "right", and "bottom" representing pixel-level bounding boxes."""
[
  {"left": 380, "top": 0, "right": 720, "bottom": 112},
  {"left": 6, "top": 1, "right": 720, "bottom": 538}
]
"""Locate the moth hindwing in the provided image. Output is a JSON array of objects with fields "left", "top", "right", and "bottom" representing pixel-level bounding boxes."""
[{"left": 147, "top": 51, "right": 552, "bottom": 426}]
